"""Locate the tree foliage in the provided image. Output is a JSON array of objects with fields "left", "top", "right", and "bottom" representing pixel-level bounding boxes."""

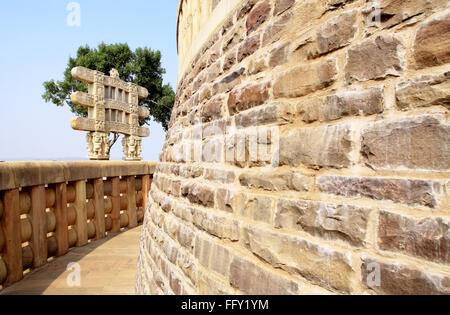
[{"left": 42, "top": 43, "right": 174, "bottom": 131}]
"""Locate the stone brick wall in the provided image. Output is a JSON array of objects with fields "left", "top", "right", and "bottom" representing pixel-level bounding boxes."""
[{"left": 137, "top": 0, "right": 450, "bottom": 295}]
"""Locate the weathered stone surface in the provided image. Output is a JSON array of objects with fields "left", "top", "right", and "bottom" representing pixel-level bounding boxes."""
[
  {"left": 248, "top": 55, "right": 268, "bottom": 74},
  {"left": 236, "top": 0, "right": 258, "bottom": 20},
  {"left": 207, "top": 61, "right": 221, "bottom": 82},
  {"left": 275, "top": 199, "right": 371, "bottom": 246},
  {"left": 396, "top": 72, "right": 450, "bottom": 110},
  {"left": 246, "top": 0, "right": 271, "bottom": 34},
  {"left": 162, "top": 237, "right": 179, "bottom": 264},
  {"left": 177, "top": 224, "right": 195, "bottom": 252},
  {"left": 194, "top": 235, "right": 233, "bottom": 277},
  {"left": 413, "top": 12, "right": 450, "bottom": 69},
  {"left": 216, "top": 188, "right": 237, "bottom": 213},
  {"left": 363, "top": 0, "right": 448, "bottom": 30},
  {"left": 235, "top": 102, "right": 294, "bottom": 128},
  {"left": 236, "top": 193, "right": 274, "bottom": 224},
  {"left": 198, "top": 86, "right": 212, "bottom": 104},
  {"left": 222, "top": 48, "right": 237, "bottom": 72},
  {"left": 269, "top": 42, "right": 290, "bottom": 67},
  {"left": 192, "top": 207, "right": 240, "bottom": 241},
  {"left": 228, "top": 81, "right": 271, "bottom": 115},
  {"left": 221, "top": 14, "right": 235, "bottom": 36},
  {"left": 181, "top": 183, "right": 215, "bottom": 207},
  {"left": 378, "top": 212, "right": 449, "bottom": 263},
  {"left": 262, "top": 11, "right": 293, "bottom": 46},
  {"left": 222, "top": 24, "right": 245, "bottom": 54},
  {"left": 197, "top": 269, "right": 235, "bottom": 295},
  {"left": 239, "top": 169, "right": 312, "bottom": 192},
  {"left": 243, "top": 225, "right": 353, "bottom": 292},
  {"left": 192, "top": 72, "right": 206, "bottom": 95},
  {"left": 361, "top": 116, "right": 450, "bottom": 171},
  {"left": 238, "top": 34, "right": 261, "bottom": 62},
  {"left": 274, "top": 0, "right": 295, "bottom": 16},
  {"left": 345, "top": 35, "right": 404, "bottom": 83},
  {"left": 204, "top": 168, "right": 235, "bottom": 184},
  {"left": 179, "top": 165, "right": 204, "bottom": 178},
  {"left": 212, "top": 68, "right": 245, "bottom": 94},
  {"left": 208, "top": 41, "right": 221, "bottom": 66},
  {"left": 326, "top": 0, "right": 355, "bottom": 10},
  {"left": 202, "top": 119, "right": 231, "bottom": 140},
  {"left": 317, "top": 176, "right": 441, "bottom": 208},
  {"left": 229, "top": 256, "right": 299, "bottom": 295},
  {"left": 361, "top": 256, "right": 450, "bottom": 295},
  {"left": 0, "top": 164, "right": 16, "bottom": 190},
  {"left": 273, "top": 58, "right": 337, "bottom": 98},
  {"left": 280, "top": 124, "right": 351, "bottom": 169},
  {"left": 201, "top": 96, "right": 224, "bottom": 123},
  {"left": 301, "top": 87, "right": 384, "bottom": 123},
  {"left": 311, "top": 10, "right": 358, "bottom": 57}
]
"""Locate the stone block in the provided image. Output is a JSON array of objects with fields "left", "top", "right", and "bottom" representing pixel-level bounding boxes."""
[
  {"left": 228, "top": 81, "right": 271, "bottom": 115},
  {"left": 230, "top": 255, "right": 299, "bottom": 295},
  {"left": 361, "top": 256, "right": 450, "bottom": 295},
  {"left": 396, "top": 72, "right": 450, "bottom": 110},
  {"left": 279, "top": 124, "right": 351, "bottom": 169},
  {"left": 246, "top": 0, "right": 271, "bottom": 34},
  {"left": 273, "top": 58, "right": 337, "bottom": 98},
  {"left": 275, "top": 199, "right": 371, "bottom": 246},
  {"left": 413, "top": 12, "right": 450, "bottom": 69},
  {"left": 301, "top": 87, "right": 384, "bottom": 123},
  {"left": 238, "top": 34, "right": 261, "bottom": 62},
  {"left": 317, "top": 176, "right": 441, "bottom": 208},
  {"left": 192, "top": 207, "right": 240, "bottom": 241},
  {"left": 345, "top": 35, "right": 404, "bottom": 83},
  {"left": 243, "top": 225, "right": 354, "bottom": 292},
  {"left": 361, "top": 116, "right": 450, "bottom": 171},
  {"left": 378, "top": 211, "right": 449, "bottom": 263}
]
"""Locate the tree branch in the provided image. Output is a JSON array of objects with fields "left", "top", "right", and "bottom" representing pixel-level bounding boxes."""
[{"left": 107, "top": 133, "right": 120, "bottom": 155}]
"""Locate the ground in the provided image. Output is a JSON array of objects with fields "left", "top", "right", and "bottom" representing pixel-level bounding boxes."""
[{"left": 1, "top": 226, "right": 142, "bottom": 295}]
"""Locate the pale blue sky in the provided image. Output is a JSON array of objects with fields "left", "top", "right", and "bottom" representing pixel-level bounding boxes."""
[{"left": 0, "top": 0, "right": 179, "bottom": 161}]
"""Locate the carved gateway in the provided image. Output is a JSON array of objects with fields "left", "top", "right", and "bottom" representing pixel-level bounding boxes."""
[{"left": 70, "top": 67, "right": 150, "bottom": 161}]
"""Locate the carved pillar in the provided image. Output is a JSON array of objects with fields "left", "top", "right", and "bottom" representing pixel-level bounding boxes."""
[
  {"left": 122, "top": 136, "right": 143, "bottom": 161},
  {"left": 87, "top": 72, "right": 110, "bottom": 160}
]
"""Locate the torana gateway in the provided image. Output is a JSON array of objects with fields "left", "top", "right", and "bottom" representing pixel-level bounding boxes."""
[{"left": 70, "top": 67, "right": 150, "bottom": 161}]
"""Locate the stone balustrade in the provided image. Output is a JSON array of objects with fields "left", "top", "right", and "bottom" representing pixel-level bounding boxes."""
[{"left": 0, "top": 161, "right": 156, "bottom": 290}]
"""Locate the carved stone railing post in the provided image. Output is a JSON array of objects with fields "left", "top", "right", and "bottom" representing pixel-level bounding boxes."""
[
  {"left": 1, "top": 189, "right": 22, "bottom": 285},
  {"left": 93, "top": 179, "right": 106, "bottom": 240},
  {"left": 111, "top": 177, "right": 121, "bottom": 233},
  {"left": 55, "top": 183, "right": 69, "bottom": 257},
  {"left": 74, "top": 180, "right": 88, "bottom": 247},
  {"left": 30, "top": 185, "right": 47, "bottom": 268},
  {"left": 141, "top": 175, "right": 151, "bottom": 214},
  {"left": 126, "top": 176, "right": 138, "bottom": 229}
]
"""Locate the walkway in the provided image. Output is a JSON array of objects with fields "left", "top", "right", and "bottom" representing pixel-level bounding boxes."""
[{"left": 1, "top": 226, "right": 142, "bottom": 295}]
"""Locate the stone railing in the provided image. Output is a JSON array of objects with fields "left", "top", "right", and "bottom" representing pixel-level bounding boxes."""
[{"left": 0, "top": 161, "right": 155, "bottom": 290}]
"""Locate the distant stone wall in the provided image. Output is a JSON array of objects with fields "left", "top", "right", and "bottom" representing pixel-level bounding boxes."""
[{"left": 137, "top": 0, "right": 450, "bottom": 295}]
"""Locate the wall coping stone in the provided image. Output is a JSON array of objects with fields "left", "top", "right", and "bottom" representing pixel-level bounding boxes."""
[{"left": 0, "top": 161, "right": 157, "bottom": 190}]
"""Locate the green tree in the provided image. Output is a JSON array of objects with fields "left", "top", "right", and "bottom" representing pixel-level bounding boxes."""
[{"left": 42, "top": 43, "right": 175, "bottom": 132}]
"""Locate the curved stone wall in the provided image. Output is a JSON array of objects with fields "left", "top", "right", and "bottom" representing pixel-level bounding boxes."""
[{"left": 137, "top": 0, "right": 450, "bottom": 295}]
